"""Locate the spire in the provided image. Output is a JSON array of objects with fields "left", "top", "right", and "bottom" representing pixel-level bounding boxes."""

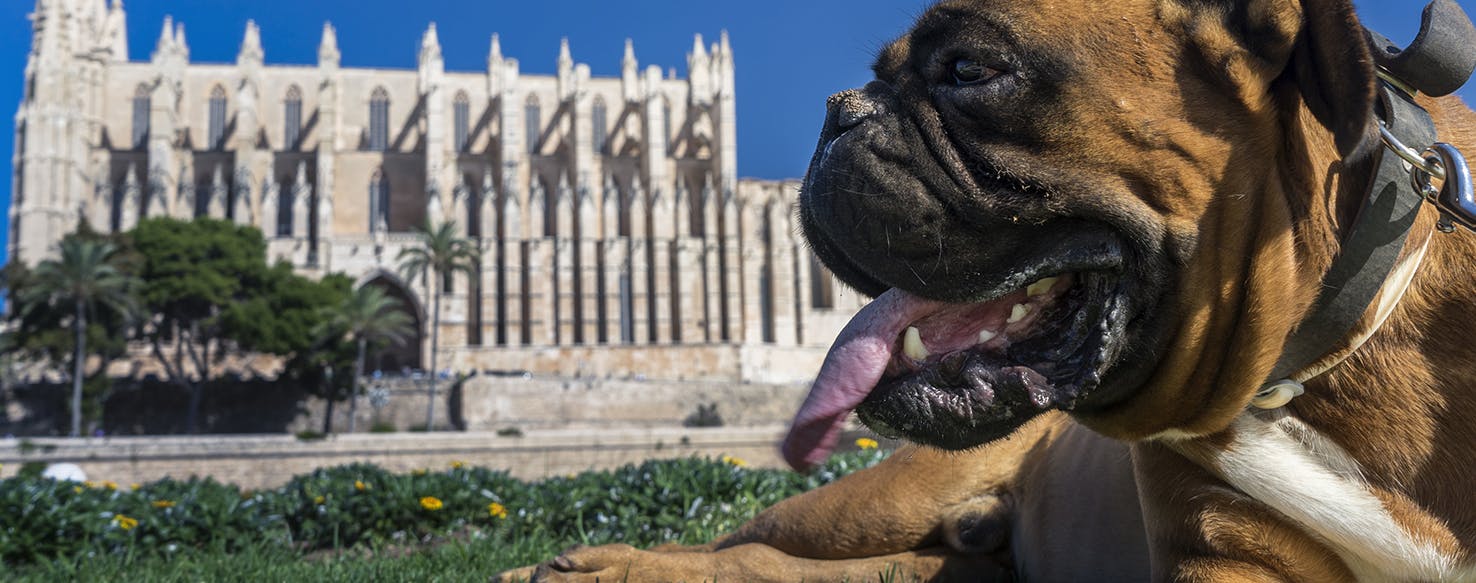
[
  {"left": 489, "top": 33, "right": 502, "bottom": 64},
  {"left": 691, "top": 33, "right": 708, "bottom": 61},
  {"left": 318, "top": 22, "right": 339, "bottom": 66},
  {"left": 173, "top": 21, "right": 187, "bottom": 53},
  {"left": 719, "top": 30, "right": 731, "bottom": 56},
  {"left": 557, "top": 37, "right": 575, "bottom": 100},
  {"left": 622, "top": 38, "right": 640, "bottom": 103},
  {"left": 154, "top": 15, "right": 173, "bottom": 56},
  {"left": 104, "top": 0, "right": 128, "bottom": 61},
  {"left": 238, "top": 20, "right": 263, "bottom": 66},
  {"left": 419, "top": 22, "right": 442, "bottom": 65}
]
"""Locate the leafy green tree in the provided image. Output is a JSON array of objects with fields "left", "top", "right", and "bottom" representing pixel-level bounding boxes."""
[
  {"left": 313, "top": 285, "right": 415, "bottom": 434},
  {"left": 131, "top": 217, "right": 272, "bottom": 433},
  {"left": 397, "top": 220, "right": 479, "bottom": 431},
  {"left": 13, "top": 237, "right": 141, "bottom": 437}
]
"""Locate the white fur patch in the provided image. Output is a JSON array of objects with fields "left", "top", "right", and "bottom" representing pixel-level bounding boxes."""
[{"left": 1181, "top": 413, "right": 1469, "bottom": 581}]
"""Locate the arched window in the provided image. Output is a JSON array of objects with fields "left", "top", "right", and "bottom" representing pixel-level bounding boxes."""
[
  {"left": 369, "top": 169, "right": 390, "bottom": 232},
  {"left": 525, "top": 95, "right": 541, "bottom": 155},
  {"left": 592, "top": 97, "right": 608, "bottom": 154},
  {"left": 453, "top": 91, "right": 470, "bottom": 153},
  {"left": 284, "top": 85, "right": 303, "bottom": 150},
  {"left": 208, "top": 85, "right": 228, "bottom": 150},
  {"left": 131, "top": 85, "right": 150, "bottom": 149},
  {"left": 369, "top": 87, "right": 390, "bottom": 152}
]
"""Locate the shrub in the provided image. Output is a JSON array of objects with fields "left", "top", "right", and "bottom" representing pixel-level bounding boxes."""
[
  {"left": 369, "top": 421, "right": 397, "bottom": 434},
  {"left": 0, "top": 449, "right": 890, "bottom": 566}
]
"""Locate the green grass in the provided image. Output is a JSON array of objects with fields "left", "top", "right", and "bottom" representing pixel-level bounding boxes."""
[{"left": 3, "top": 449, "right": 891, "bottom": 580}]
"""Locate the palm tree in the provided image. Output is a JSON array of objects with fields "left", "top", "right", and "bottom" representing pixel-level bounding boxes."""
[
  {"left": 16, "top": 239, "right": 139, "bottom": 437},
  {"left": 397, "top": 220, "right": 479, "bottom": 431},
  {"left": 316, "top": 285, "right": 415, "bottom": 433}
]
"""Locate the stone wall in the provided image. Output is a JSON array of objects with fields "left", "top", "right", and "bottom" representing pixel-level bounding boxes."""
[{"left": 0, "top": 426, "right": 879, "bottom": 489}]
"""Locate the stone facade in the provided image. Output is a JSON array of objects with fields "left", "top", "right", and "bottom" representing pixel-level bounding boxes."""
[{"left": 10, "top": 1, "right": 867, "bottom": 382}]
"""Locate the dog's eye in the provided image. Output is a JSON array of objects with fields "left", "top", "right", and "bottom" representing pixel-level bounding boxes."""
[{"left": 952, "top": 59, "right": 1001, "bottom": 86}]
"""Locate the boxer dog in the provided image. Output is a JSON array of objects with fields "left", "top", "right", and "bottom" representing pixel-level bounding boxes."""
[{"left": 502, "top": 0, "right": 1476, "bottom": 579}]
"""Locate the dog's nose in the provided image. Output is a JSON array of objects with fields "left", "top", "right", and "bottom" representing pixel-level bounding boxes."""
[{"left": 826, "top": 81, "right": 892, "bottom": 132}]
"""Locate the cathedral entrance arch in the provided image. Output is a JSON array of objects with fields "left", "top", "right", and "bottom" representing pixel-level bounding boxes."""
[{"left": 356, "top": 271, "right": 425, "bottom": 373}]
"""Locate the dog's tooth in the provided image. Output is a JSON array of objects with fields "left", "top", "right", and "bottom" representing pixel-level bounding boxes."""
[
  {"left": 1027, "top": 277, "right": 1060, "bottom": 297},
  {"left": 1008, "top": 304, "right": 1030, "bottom": 324},
  {"left": 903, "top": 327, "right": 930, "bottom": 361},
  {"left": 978, "top": 329, "right": 998, "bottom": 344}
]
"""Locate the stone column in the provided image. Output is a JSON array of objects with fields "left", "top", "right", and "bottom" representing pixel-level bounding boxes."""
[
  {"left": 675, "top": 238, "right": 702, "bottom": 343},
  {"left": 628, "top": 183, "right": 650, "bottom": 344},
  {"left": 577, "top": 183, "right": 600, "bottom": 344},
  {"left": 701, "top": 180, "right": 722, "bottom": 343},
  {"left": 768, "top": 200, "right": 799, "bottom": 346},
  {"left": 499, "top": 185, "right": 524, "bottom": 347},
  {"left": 721, "top": 190, "right": 742, "bottom": 343},
  {"left": 649, "top": 186, "right": 674, "bottom": 344}
]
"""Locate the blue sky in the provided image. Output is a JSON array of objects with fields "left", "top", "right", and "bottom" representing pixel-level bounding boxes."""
[{"left": 0, "top": 1, "right": 1472, "bottom": 264}]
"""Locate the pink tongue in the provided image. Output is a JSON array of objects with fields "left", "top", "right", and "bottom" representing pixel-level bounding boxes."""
[{"left": 782, "top": 288, "right": 942, "bottom": 471}]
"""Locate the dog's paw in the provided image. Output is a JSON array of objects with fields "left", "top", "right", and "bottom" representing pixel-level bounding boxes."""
[{"left": 493, "top": 544, "right": 701, "bottom": 583}]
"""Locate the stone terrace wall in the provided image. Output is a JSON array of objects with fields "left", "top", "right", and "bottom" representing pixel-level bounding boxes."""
[{"left": 0, "top": 426, "right": 880, "bottom": 490}]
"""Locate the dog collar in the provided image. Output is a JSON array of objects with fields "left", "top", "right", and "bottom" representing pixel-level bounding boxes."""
[{"left": 1255, "top": 0, "right": 1476, "bottom": 410}]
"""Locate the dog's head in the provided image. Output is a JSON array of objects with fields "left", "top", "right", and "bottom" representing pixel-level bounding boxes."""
[{"left": 786, "top": 0, "right": 1380, "bottom": 467}]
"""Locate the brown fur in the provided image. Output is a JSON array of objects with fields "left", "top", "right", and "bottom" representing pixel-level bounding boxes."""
[{"left": 498, "top": 0, "right": 1476, "bottom": 580}]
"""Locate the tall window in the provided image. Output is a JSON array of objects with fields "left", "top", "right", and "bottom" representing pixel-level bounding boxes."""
[
  {"left": 369, "top": 169, "right": 390, "bottom": 232},
  {"left": 284, "top": 86, "right": 303, "bottom": 150},
  {"left": 208, "top": 85, "right": 228, "bottom": 150},
  {"left": 525, "top": 95, "right": 541, "bottom": 155},
  {"left": 592, "top": 97, "right": 608, "bottom": 154},
  {"left": 453, "top": 91, "right": 470, "bottom": 153},
  {"left": 369, "top": 87, "right": 390, "bottom": 152},
  {"left": 131, "top": 85, "right": 150, "bottom": 149}
]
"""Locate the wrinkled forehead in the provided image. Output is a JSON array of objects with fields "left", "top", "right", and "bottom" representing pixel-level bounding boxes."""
[{"left": 877, "top": 0, "right": 1168, "bottom": 77}]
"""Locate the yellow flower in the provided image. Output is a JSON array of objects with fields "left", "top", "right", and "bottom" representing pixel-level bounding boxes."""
[
  {"left": 112, "top": 514, "right": 138, "bottom": 530},
  {"left": 354, "top": 480, "right": 368, "bottom": 492},
  {"left": 130, "top": 483, "right": 141, "bottom": 491},
  {"left": 487, "top": 502, "right": 508, "bottom": 519},
  {"left": 721, "top": 455, "right": 748, "bottom": 468},
  {"left": 84, "top": 480, "right": 100, "bottom": 489},
  {"left": 450, "top": 460, "right": 465, "bottom": 469},
  {"left": 314, "top": 495, "right": 326, "bottom": 505},
  {"left": 103, "top": 480, "right": 119, "bottom": 491},
  {"left": 73, "top": 486, "right": 83, "bottom": 494},
  {"left": 411, "top": 468, "right": 428, "bottom": 477},
  {"left": 855, "top": 438, "right": 880, "bottom": 450},
  {"left": 151, "top": 500, "right": 175, "bottom": 509},
  {"left": 420, "top": 496, "right": 444, "bottom": 511}
]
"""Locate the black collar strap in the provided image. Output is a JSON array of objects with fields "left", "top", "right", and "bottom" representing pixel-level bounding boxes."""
[
  {"left": 1254, "top": 0, "right": 1476, "bottom": 409},
  {"left": 1254, "top": 80, "right": 1435, "bottom": 409}
]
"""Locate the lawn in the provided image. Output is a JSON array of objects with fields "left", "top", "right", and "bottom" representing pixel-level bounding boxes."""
[{"left": 4, "top": 446, "right": 889, "bottom": 581}]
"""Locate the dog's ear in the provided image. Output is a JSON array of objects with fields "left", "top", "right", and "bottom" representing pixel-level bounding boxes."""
[{"left": 1188, "top": 0, "right": 1378, "bottom": 156}]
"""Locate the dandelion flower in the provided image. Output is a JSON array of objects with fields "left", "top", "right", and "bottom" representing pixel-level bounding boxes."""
[
  {"left": 112, "top": 515, "right": 138, "bottom": 530},
  {"left": 420, "top": 496, "right": 444, "bottom": 511},
  {"left": 151, "top": 500, "right": 175, "bottom": 509},
  {"left": 314, "top": 495, "right": 326, "bottom": 505},
  {"left": 102, "top": 480, "right": 119, "bottom": 491},
  {"left": 412, "top": 468, "right": 428, "bottom": 477},
  {"left": 355, "top": 480, "right": 368, "bottom": 492},
  {"left": 73, "top": 486, "right": 83, "bottom": 494},
  {"left": 450, "top": 460, "right": 465, "bottom": 469},
  {"left": 130, "top": 483, "right": 141, "bottom": 491},
  {"left": 855, "top": 438, "right": 880, "bottom": 450},
  {"left": 721, "top": 455, "right": 748, "bottom": 468},
  {"left": 488, "top": 502, "right": 508, "bottom": 519}
]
